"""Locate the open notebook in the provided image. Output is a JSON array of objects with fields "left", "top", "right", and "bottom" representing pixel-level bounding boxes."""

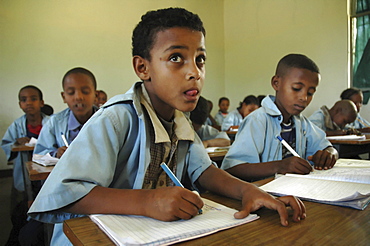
[
  {"left": 260, "top": 159, "right": 370, "bottom": 210},
  {"left": 90, "top": 198, "right": 259, "bottom": 246}
]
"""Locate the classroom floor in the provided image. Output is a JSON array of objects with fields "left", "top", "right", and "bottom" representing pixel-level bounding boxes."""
[{"left": 0, "top": 176, "right": 13, "bottom": 245}]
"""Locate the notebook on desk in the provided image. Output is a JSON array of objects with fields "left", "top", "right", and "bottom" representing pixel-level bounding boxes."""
[
  {"left": 260, "top": 159, "right": 370, "bottom": 210},
  {"left": 90, "top": 198, "right": 259, "bottom": 246}
]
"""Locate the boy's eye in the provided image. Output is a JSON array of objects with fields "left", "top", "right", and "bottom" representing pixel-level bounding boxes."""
[
  {"left": 196, "top": 55, "right": 206, "bottom": 64},
  {"left": 170, "top": 55, "right": 182, "bottom": 63},
  {"left": 292, "top": 87, "right": 301, "bottom": 92},
  {"left": 82, "top": 89, "right": 91, "bottom": 95}
]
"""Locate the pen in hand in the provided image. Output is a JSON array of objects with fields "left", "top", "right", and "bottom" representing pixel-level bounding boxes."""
[
  {"left": 160, "top": 163, "right": 203, "bottom": 214},
  {"left": 277, "top": 136, "right": 299, "bottom": 157},
  {"left": 61, "top": 132, "right": 69, "bottom": 147}
]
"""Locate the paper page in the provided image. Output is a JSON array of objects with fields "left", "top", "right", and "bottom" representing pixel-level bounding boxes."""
[
  {"left": 260, "top": 176, "right": 370, "bottom": 202},
  {"left": 326, "top": 134, "right": 366, "bottom": 140},
  {"left": 90, "top": 198, "right": 259, "bottom": 246},
  {"left": 334, "top": 158, "right": 370, "bottom": 168},
  {"left": 25, "top": 137, "right": 37, "bottom": 147},
  {"left": 286, "top": 167, "right": 370, "bottom": 184},
  {"left": 32, "top": 153, "right": 59, "bottom": 166},
  {"left": 205, "top": 146, "right": 230, "bottom": 153}
]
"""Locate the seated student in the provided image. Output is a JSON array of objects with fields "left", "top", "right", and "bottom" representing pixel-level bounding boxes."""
[
  {"left": 205, "top": 99, "right": 221, "bottom": 130},
  {"left": 190, "top": 96, "right": 230, "bottom": 148},
  {"left": 221, "top": 95, "right": 259, "bottom": 131},
  {"left": 34, "top": 67, "right": 98, "bottom": 158},
  {"left": 94, "top": 89, "right": 108, "bottom": 107},
  {"left": 340, "top": 88, "right": 370, "bottom": 129},
  {"left": 221, "top": 54, "right": 338, "bottom": 182},
  {"left": 308, "top": 100, "right": 358, "bottom": 136},
  {"left": 1, "top": 85, "right": 50, "bottom": 245},
  {"left": 28, "top": 8, "right": 305, "bottom": 245},
  {"left": 214, "top": 97, "right": 230, "bottom": 126}
]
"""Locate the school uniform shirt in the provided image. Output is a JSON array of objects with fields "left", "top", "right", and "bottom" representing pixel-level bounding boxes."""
[
  {"left": 34, "top": 107, "right": 97, "bottom": 157},
  {"left": 196, "top": 124, "right": 230, "bottom": 141},
  {"left": 221, "top": 109, "right": 243, "bottom": 131},
  {"left": 28, "top": 82, "right": 213, "bottom": 245},
  {"left": 1, "top": 113, "right": 49, "bottom": 191},
  {"left": 308, "top": 106, "right": 341, "bottom": 131},
  {"left": 221, "top": 95, "right": 331, "bottom": 170},
  {"left": 345, "top": 113, "right": 370, "bottom": 129},
  {"left": 214, "top": 111, "right": 228, "bottom": 126}
]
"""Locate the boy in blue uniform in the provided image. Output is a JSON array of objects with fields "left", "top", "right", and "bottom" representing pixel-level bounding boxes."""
[
  {"left": 340, "top": 88, "right": 370, "bottom": 129},
  {"left": 28, "top": 8, "right": 306, "bottom": 245},
  {"left": 222, "top": 54, "right": 338, "bottom": 181},
  {"left": 1, "top": 85, "right": 49, "bottom": 245},
  {"left": 34, "top": 67, "right": 98, "bottom": 158}
]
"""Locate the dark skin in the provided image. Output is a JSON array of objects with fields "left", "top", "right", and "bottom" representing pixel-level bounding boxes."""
[{"left": 227, "top": 68, "right": 338, "bottom": 181}]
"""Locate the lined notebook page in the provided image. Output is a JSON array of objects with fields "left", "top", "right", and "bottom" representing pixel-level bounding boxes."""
[{"left": 90, "top": 198, "right": 259, "bottom": 246}]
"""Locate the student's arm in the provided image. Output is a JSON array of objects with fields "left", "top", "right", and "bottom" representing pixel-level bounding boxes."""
[
  {"left": 198, "top": 165, "right": 306, "bottom": 226},
  {"left": 307, "top": 146, "right": 338, "bottom": 170},
  {"left": 64, "top": 186, "right": 203, "bottom": 221},
  {"left": 225, "top": 157, "right": 313, "bottom": 181},
  {"left": 203, "top": 138, "right": 230, "bottom": 148}
]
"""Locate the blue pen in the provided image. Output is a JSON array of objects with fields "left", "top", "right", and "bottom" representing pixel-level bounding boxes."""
[
  {"left": 277, "top": 136, "right": 300, "bottom": 157},
  {"left": 160, "top": 163, "right": 202, "bottom": 214}
]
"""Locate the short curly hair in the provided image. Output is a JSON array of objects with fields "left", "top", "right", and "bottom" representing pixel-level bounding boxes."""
[{"left": 132, "top": 7, "right": 205, "bottom": 61}]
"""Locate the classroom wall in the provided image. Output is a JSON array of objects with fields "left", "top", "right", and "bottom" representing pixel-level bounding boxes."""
[{"left": 0, "top": 0, "right": 225, "bottom": 169}]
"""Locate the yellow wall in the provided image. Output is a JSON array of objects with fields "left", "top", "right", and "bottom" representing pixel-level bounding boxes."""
[{"left": 1, "top": 0, "right": 364, "bottom": 170}]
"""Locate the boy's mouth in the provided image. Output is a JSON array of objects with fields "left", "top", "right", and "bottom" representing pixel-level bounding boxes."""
[
  {"left": 184, "top": 89, "right": 199, "bottom": 96},
  {"left": 74, "top": 103, "right": 85, "bottom": 109}
]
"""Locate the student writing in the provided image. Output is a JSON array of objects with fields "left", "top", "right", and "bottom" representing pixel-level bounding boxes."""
[
  {"left": 221, "top": 54, "right": 338, "bottom": 182},
  {"left": 28, "top": 8, "right": 306, "bottom": 245},
  {"left": 34, "top": 67, "right": 98, "bottom": 158}
]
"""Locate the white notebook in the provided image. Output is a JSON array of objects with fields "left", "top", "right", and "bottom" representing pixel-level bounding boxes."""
[
  {"left": 260, "top": 159, "right": 370, "bottom": 210},
  {"left": 90, "top": 198, "right": 259, "bottom": 246}
]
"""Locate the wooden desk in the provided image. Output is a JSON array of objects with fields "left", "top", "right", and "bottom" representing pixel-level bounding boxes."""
[
  {"left": 63, "top": 178, "right": 370, "bottom": 245},
  {"left": 208, "top": 150, "right": 228, "bottom": 166},
  {"left": 26, "top": 161, "right": 54, "bottom": 181},
  {"left": 329, "top": 134, "right": 370, "bottom": 158},
  {"left": 11, "top": 144, "right": 34, "bottom": 200}
]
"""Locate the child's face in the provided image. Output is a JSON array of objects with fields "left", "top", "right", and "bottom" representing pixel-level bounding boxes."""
[
  {"left": 240, "top": 103, "right": 258, "bottom": 118},
  {"left": 272, "top": 67, "right": 319, "bottom": 122},
  {"left": 96, "top": 91, "right": 107, "bottom": 107},
  {"left": 18, "top": 88, "right": 44, "bottom": 115},
  {"left": 219, "top": 100, "right": 229, "bottom": 113},
  {"left": 350, "top": 93, "right": 363, "bottom": 112},
  {"left": 333, "top": 113, "right": 356, "bottom": 129},
  {"left": 139, "top": 27, "right": 206, "bottom": 120},
  {"left": 61, "top": 73, "right": 97, "bottom": 122}
]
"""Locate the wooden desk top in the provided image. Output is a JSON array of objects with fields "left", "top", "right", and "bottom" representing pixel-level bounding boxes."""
[
  {"left": 26, "top": 161, "right": 54, "bottom": 181},
  {"left": 63, "top": 178, "right": 370, "bottom": 245},
  {"left": 208, "top": 150, "right": 228, "bottom": 162},
  {"left": 328, "top": 134, "right": 370, "bottom": 145},
  {"left": 11, "top": 144, "right": 34, "bottom": 152}
]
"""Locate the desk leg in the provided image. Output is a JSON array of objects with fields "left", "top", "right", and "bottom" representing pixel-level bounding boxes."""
[{"left": 20, "top": 152, "right": 33, "bottom": 202}]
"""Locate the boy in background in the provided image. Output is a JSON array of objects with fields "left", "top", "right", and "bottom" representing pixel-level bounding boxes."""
[
  {"left": 222, "top": 54, "right": 338, "bottom": 181},
  {"left": 95, "top": 89, "right": 108, "bottom": 107},
  {"left": 34, "top": 67, "right": 98, "bottom": 158},
  {"left": 1, "top": 85, "right": 49, "bottom": 245},
  {"left": 214, "top": 97, "right": 230, "bottom": 126},
  {"left": 340, "top": 88, "right": 370, "bottom": 129},
  {"left": 29, "top": 8, "right": 306, "bottom": 245},
  {"left": 190, "top": 96, "right": 230, "bottom": 148},
  {"left": 221, "top": 95, "right": 259, "bottom": 131},
  {"left": 308, "top": 100, "right": 358, "bottom": 136}
]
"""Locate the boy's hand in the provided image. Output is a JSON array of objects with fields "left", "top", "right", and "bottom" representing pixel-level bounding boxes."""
[
  {"left": 307, "top": 149, "right": 336, "bottom": 170},
  {"left": 278, "top": 156, "right": 312, "bottom": 174},
  {"left": 145, "top": 186, "right": 204, "bottom": 221},
  {"left": 15, "top": 137, "right": 30, "bottom": 145},
  {"left": 56, "top": 146, "right": 68, "bottom": 158},
  {"left": 234, "top": 185, "right": 306, "bottom": 226}
]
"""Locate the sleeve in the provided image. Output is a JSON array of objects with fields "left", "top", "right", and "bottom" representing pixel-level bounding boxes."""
[
  {"left": 221, "top": 113, "right": 267, "bottom": 169},
  {"left": 28, "top": 107, "right": 130, "bottom": 223},
  {"left": 1, "top": 121, "right": 20, "bottom": 160},
  {"left": 34, "top": 117, "right": 59, "bottom": 156},
  {"left": 304, "top": 118, "right": 333, "bottom": 158},
  {"left": 308, "top": 110, "right": 326, "bottom": 131}
]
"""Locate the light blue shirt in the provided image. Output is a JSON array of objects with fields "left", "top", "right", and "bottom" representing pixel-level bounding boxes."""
[
  {"left": 28, "top": 82, "right": 213, "bottom": 245},
  {"left": 214, "top": 111, "right": 228, "bottom": 126},
  {"left": 196, "top": 125, "right": 230, "bottom": 141},
  {"left": 221, "top": 95, "right": 332, "bottom": 170},
  {"left": 1, "top": 114, "right": 49, "bottom": 191},
  {"left": 346, "top": 113, "right": 370, "bottom": 129},
  {"left": 221, "top": 109, "right": 243, "bottom": 131}
]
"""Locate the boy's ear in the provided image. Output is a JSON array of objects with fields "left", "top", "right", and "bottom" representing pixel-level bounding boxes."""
[
  {"left": 271, "top": 75, "right": 280, "bottom": 91},
  {"left": 61, "top": 92, "right": 66, "bottom": 103},
  {"left": 40, "top": 100, "right": 45, "bottom": 108},
  {"left": 133, "top": 56, "right": 150, "bottom": 81}
]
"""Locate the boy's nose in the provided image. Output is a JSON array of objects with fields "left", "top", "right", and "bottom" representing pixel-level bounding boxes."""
[
  {"left": 186, "top": 63, "right": 201, "bottom": 81},
  {"left": 74, "top": 91, "right": 84, "bottom": 100}
]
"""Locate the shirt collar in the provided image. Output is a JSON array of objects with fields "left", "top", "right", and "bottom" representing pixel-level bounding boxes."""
[
  {"left": 67, "top": 107, "right": 98, "bottom": 131},
  {"left": 140, "top": 84, "right": 194, "bottom": 143}
]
